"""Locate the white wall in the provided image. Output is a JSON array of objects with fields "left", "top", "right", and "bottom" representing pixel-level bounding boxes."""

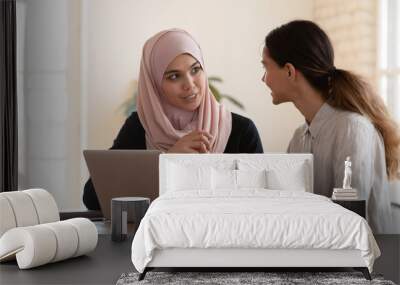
[
  {"left": 83, "top": 0, "right": 313, "bottom": 153},
  {"left": 16, "top": 0, "right": 26, "bottom": 188},
  {"left": 18, "top": 0, "right": 82, "bottom": 210}
]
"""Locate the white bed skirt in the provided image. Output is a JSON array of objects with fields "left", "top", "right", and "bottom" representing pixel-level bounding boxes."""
[{"left": 148, "top": 248, "right": 366, "bottom": 268}]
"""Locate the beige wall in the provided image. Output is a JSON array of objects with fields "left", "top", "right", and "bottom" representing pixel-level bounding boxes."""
[
  {"left": 314, "top": 0, "right": 378, "bottom": 85},
  {"left": 83, "top": 0, "right": 313, "bottom": 153}
]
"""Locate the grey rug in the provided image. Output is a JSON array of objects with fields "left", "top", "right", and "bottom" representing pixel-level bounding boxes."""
[{"left": 116, "top": 271, "right": 396, "bottom": 285}]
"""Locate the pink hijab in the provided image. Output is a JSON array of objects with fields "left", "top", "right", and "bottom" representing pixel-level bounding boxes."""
[{"left": 136, "top": 29, "right": 232, "bottom": 152}]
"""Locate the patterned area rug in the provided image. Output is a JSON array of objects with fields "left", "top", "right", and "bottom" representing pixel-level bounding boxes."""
[{"left": 116, "top": 271, "right": 396, "bottom": 285}]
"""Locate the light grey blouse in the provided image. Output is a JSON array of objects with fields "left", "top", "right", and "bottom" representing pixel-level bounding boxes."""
[{"left": 287, "top": 103, "right": 392, "bottom": 233}]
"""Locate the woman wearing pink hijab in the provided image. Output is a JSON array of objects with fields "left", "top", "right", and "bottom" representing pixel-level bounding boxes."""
[{"left": 83, "top": 29, "right": 263, "bottom": 210}]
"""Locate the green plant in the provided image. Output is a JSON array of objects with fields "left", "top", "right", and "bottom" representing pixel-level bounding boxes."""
[
  {"left": 208, "top": 76, "right": 244, "bottom": 110},
  {"left": 120, "top": 76, "right": 244, "bottom": 117}
]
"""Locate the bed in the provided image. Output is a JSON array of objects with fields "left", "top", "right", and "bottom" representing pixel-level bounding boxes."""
[{"left": 131, "top": 154, "right": 380, "bottom": 280}]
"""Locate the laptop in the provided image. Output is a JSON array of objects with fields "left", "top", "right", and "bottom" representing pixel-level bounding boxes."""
[{"left": 83, "top": 150, "right": 161, "bottom": 220}]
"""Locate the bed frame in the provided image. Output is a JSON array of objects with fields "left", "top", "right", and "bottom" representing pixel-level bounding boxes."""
[
  {"left": 139, "top": 248, "right": 371, "bottom": 280},
  {"left": 138, "top": 154, "right": 372, "bottom": 281}
]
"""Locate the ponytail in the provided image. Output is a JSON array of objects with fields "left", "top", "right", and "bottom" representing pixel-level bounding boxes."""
[{"left": 328, "top": 69, "right": 400, "bottom": 180}]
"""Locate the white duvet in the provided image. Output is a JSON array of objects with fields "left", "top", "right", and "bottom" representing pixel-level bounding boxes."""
[{"left": 131, "top": 190, "right": 380, "bottom": 273}]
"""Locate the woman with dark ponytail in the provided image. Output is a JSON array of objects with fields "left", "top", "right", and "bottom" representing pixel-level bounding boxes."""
[{"left": 262, "top": 20, "right": 400, "bottom": 233}]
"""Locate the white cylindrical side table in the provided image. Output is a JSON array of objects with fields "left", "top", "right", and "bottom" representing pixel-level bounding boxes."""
[{"left": 111, "top": 197, "right": 150, "bottom": 242}]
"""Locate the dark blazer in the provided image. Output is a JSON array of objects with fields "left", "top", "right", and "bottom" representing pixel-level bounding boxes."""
[{"left": 83, "top": 112, "right": 263, "bottom": 210}]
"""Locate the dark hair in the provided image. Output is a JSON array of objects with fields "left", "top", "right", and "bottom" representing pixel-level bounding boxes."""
[{"left": 265, "top": 20, "right": 400, "bottom": 180}]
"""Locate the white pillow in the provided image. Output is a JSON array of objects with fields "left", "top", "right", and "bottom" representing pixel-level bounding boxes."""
[
  {"left": 167, "top": 163, "right": 212, "bottom": 191},
  {"left": 236, "top": 169, "right": 267, "bottom": 188},
  {"left": 212, "top": 168, "right": 237, "bottom": 190},
  {"left": 266, "top": 162, "right": 307, "bottom": 191}
]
